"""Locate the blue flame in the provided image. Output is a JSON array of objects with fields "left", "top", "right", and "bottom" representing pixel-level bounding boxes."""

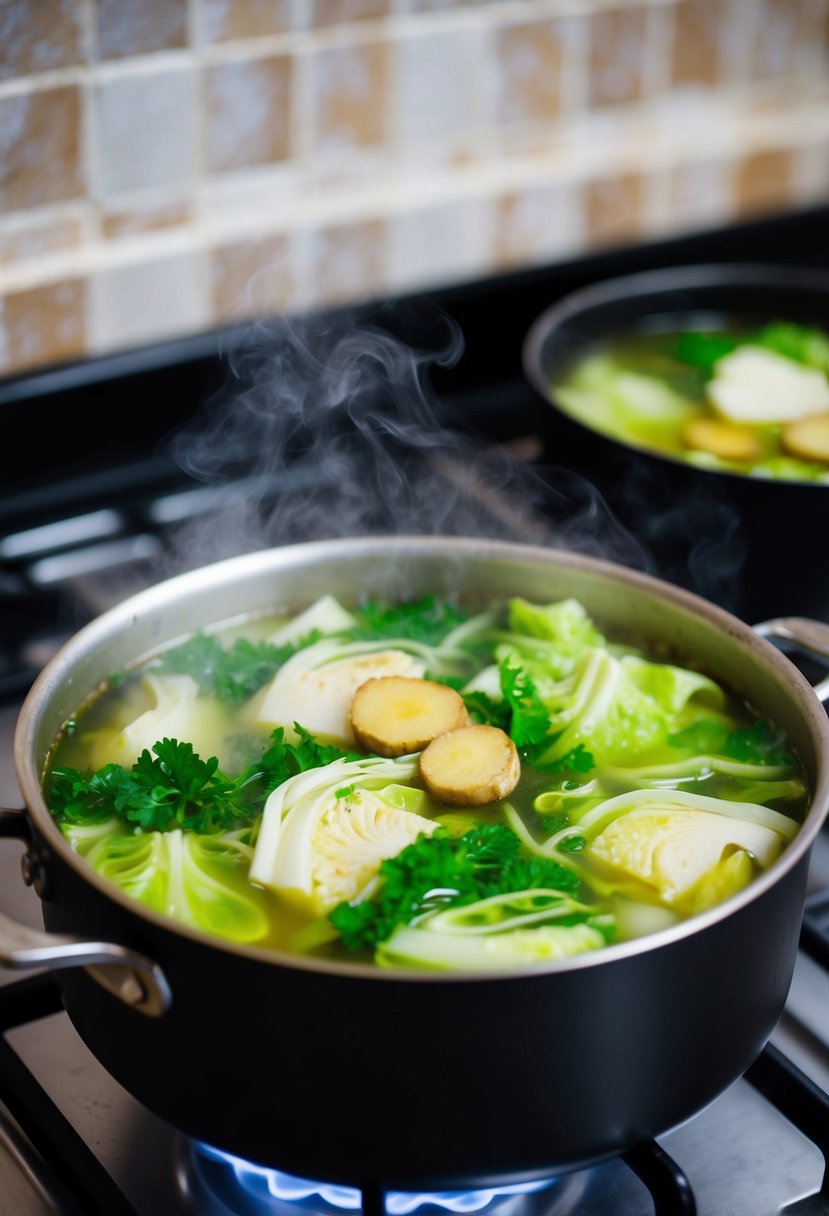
[{"left": 193, "top": 1143, "right": 552, "bottom": 1215}]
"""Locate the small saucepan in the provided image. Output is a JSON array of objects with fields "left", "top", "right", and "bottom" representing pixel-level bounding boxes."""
[
  {"left": 2, "top": 536, "right": 829, "bottom": 1187},
  {"left": 522, "top": 263, "right": 829, "bottom": 623}
]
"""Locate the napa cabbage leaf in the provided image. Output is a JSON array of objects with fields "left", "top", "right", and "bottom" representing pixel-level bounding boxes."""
[
  {"left": 248, "top": 754, "right": 430, "bottom": 911},
  {"left": 88, "top": 673, "right": 230, "bottom": 770},
  {"left": 63, "top": 824, "right": 269, "bottom": 942},
  {"left": 574, "top": 787, "right": 797, "bottom": 908},
  {"left": 376, "top": 890, "right": 613, "bottom": 970}
]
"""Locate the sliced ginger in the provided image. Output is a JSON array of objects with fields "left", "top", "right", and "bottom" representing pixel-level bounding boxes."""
[
  {"left": 681, "top": 416, "right": 761, "bottom": 463},
  {"left": 419, "top": 724, "right": 520, "bottom": 807},
  {"left": 350, "top": 676, "right": 469, "bottom": 757},
  {"left": 781, "top": 412, "right": 829, "bottom": 465}
]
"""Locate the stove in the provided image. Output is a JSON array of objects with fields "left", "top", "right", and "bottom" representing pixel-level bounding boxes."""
[{"left": 2, "top": 206, "right": 829, "bottom": 1215}]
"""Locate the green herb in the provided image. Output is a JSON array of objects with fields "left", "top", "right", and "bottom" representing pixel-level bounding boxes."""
[
  {"left": 462, "top": 690, "right": 510, "bottom": 730},
  {"left": 49, "top": 727, "right": 362, "bottom": 835},
  {"left": 538, "top": 743, "right": 595, "bottom": 774},
  {"left": 155, "top": 632, "right": 321, "bottom": 701},
  {"left": 239, "top": 725, "right": 361, "bottom": 800},
  {"left": 50, "top": 739, "right": 241, "bottom": 834},
  {"left": 752, "top": 321, "right": 829, "bottom": 372},
  {"left": 329, "top": 823, "right": 580, "bottom": 951},
  {"left": 673, "top": 321, "right": 829, "bottom": 379},
  {"left": 674, "top": 332, "right": 743, "bottom": 374},
  {"left": 499, "top": 657, "right": 550, "bottom": 748},
  {"left": 669, "top": 717, "right": 793, "bottom": 766},
  {"left": 349, "top": 596, "right": 469, "bottom": 647},
  {"left": 724, "top": 719, "right": 795, "bottom": 766}
]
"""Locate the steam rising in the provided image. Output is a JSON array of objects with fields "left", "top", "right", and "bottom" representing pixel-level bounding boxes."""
[{"left": 163, "top": 304, "right": 650, "bottom": 578}]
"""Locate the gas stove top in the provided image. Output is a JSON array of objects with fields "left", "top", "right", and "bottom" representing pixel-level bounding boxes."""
[{"left": 2, "top": 205, "right": 829, "bottom": 1215}]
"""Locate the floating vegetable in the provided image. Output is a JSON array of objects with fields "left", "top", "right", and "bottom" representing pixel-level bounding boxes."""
[
  {"left": 420, "top": 724, "right": 520, "bottom": 807},
  {"left": 351, "top": 675, "right": 469, "bottom": 757}
]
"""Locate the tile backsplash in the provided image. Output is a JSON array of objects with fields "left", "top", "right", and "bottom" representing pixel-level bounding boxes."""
[{"left": 0, "top": 0, "right": 828, "bottom": 375}]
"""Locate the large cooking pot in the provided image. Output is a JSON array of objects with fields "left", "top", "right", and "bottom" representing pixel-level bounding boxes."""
[
  {"left": 522, "top": 263, "right": 829, "bottom": 624},
  {"left": 3, "top": 536, "right": 829, "bottom": 1189}
]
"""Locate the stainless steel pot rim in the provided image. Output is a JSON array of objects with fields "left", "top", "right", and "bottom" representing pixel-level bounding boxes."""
[
  {"left": 14, "top": 535, "right": 829, "bottom": 984},
  {"left": 522, "top": 261, "right": 829, "bottom": 492}
]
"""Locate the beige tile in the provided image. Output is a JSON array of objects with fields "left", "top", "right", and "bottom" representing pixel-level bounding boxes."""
[
  {"left": 387, "top": 199, "right": 495, "bottom": 292},
  {"left": 102, "top": 200, "right": 193, "bottom": 240},
  {"left": 313, "top": 41, "right": 389, "bottom": 155},
  {"left": 403, "top": 0, "right": 470, "bottom": 10},
  {"left": 94, "top": 68, "right": 197, "bottom": 196},
  {"left": 312, "top": 1, "right": 389, "bottom": 27},
  {"left": 90, "top": 251, "right": 208, "bottom": 350},
  {"left": 664, "top": 158, "right": 733, "bottom": 232},
  {"left": 734, "top": 147, "right": 795, "bottom": 219},
  {"left": 310, "top": 219, "right": 387, "bottom": 307},
  {"left": 198, "top": 0, "right": 295, "bottom": 42},
  {"left": 494, "top": 186, "right": 582, "bottom": 271},
  {"left": 0, "top": 0, "right": 86, "bottom": 80},
  {"left": 205, "top": 55, "right": 294, "bottom": 172},
  {"left": 588, "top": 6, "right": 648, "bottom": 108},
  {"left": 0, "top": 214, "right": 83, "bottom": 265},
  {"left": 494, "top": 19, "right": 567, "bottom": 125},
  {"left": 0, "top": 86, "right": 83, "bottom": 213},
  {"left": 1, "top": 279, "right": 86, "bottom": 374},
  {"left": 211, "top": 234, "right": 296, "bottom": 321},
  {"left": 750, "top": 0, "right": 811, "bottom": 79},
  {"left": 392, "top": 26, "right": 481, "bottom": 160},
  {"left": 672, "top": 0, "right": 723, "bottom": 88},
  {"left": 583, "top": 172, "right": 646, "bottom": 248},
  {"left": 95, "top": 0, "right": 187, "bottom": 60}
]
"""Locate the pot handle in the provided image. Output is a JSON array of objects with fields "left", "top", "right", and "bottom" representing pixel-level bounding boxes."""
[
  {"left": 754, "top": 617, "right": 829, "bottom": 704},
  {"left": 0, "top": 807, "right": 171, "bottom": 1017},
  {"left": 0, "top": 910, "right": 171, "bottom": 1017}
]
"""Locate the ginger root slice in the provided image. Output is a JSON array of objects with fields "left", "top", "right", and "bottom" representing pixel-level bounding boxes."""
[
  {"left": 350, "top": 676, "right": 469, "bottom": 758},
  {"left": 781, "top": 412, "right": 829, "bottom": 465},
  {"left": 419, "top": 724, "right": 520, "bottom": 807},
  {"left": 681, "top": 416, "right": 761, "bottom": 463}
]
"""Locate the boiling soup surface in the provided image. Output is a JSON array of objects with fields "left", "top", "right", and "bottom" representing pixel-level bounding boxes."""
[{"left": 45, "top": 593, "right": 808, "bottom": 970}]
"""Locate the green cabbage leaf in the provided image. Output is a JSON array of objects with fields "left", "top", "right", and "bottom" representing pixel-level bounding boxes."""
[{"left": 63, "top": 824, "right": 269, "bottom": 942}]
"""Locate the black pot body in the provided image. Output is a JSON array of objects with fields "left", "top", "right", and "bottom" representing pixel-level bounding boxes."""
[
  {"left": 523, "top": 264, "right": 829, "bottom": 623},
  {"left": 37, "top": 821, "right": 807, "bottom": 1188}
]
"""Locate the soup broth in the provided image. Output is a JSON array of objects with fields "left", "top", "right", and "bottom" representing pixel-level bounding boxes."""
[
  {"left": 45, "top": 593, "right": 808, "bottom": 971},
  {"left": 553, "top": 319, "right": 829, "bottom": 481}
]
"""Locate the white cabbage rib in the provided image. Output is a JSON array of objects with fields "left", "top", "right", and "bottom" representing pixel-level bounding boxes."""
[
  {"left": 255, "top": 645, "right": 426, "bottom": 744},
  {"left": 90, "top": 673, "right": 228, "bottom": 770},
  {"left": 576, "top": 787, "right": 799, "bottom": 840},
  {"left": 249, "top": 755, "right": 427, "bottom": 912}
]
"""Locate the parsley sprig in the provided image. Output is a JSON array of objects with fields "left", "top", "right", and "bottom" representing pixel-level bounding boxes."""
[
  {"left": 348, "top": 595, "right": 469, "bottom": 647},
  {"left": 49, "top": 727, "right": 360, "bottom": 835},
  {"left": 329, "top": 823, "right": 581, "bottom": 952},
  {"left": 154, "top": 632, "right": 322, "bottom": 701}
]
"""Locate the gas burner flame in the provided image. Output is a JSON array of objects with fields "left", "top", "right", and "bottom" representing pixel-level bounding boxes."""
[{"left": 192, "top": 1142, "right": 553, "bottom": 1216}]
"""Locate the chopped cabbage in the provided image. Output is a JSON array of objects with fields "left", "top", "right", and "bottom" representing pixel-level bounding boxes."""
[
  {"left": 708, "top": 345, "right": 829, "bottom": 423},
  {"left": 377, "top": 921, "right": 607, "bottom": 970},
  {"left": 249, "top": 755, "right": 431, "bottom": 912},
  {"left": 64, "top": 824, "right": 269, "bottom": 942},
  {"left": 266, "top": 595, "right": 357, "bottom": 644},
  {"left": 255, "top": 645, "right": 426, "bottom": 743},
  {"left": 90, "top": 673, "right": 229, "bottom": 770}
]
